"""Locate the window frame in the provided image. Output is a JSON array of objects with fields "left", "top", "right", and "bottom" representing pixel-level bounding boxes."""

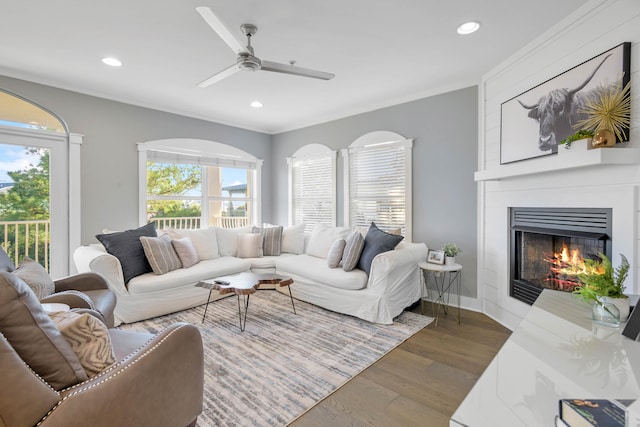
[
  {"left": 138, "top": 139, "right": 262, "bottom": 228},
  {"left": 341, "top": 131, "right": 413, "bottom": 241},
  {"left": 287, "top": 144, "right": 336, "bottom": 231}
]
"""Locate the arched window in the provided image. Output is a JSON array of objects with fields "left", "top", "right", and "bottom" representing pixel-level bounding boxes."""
[
  {"left": 287, "top": 144, "right": 336, "bottom": 231},
  {"left": 0, "top": 89, "right": 80, "bottom": 277},
  {"left": 138, "top": 139, "right": 263, "bottom": 230},
  {"left": 342, "top": 131, "right": 413, "bottom": 239}
]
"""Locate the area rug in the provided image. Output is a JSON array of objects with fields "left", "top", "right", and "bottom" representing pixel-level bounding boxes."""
[{"left": 118, "top": 291, "right": 433, "bottom": 427}]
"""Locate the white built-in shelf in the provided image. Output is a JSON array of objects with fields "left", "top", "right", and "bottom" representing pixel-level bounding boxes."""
[{"left": 475, "top": 145, "right": 640, "bottom": 181}]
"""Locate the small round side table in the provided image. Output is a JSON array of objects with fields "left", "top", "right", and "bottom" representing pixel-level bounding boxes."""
[{"left": 418, "top": 261, "right": 462, "bottom": 326}]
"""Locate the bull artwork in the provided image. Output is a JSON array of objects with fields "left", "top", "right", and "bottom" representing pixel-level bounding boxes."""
[{"left": 517, "top": 54, "right": 612, "bottom": 152}]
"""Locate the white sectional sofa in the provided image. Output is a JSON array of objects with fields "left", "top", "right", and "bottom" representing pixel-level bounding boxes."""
[{"left": 73, "top": 223, "right": 427, "bottom": 326}]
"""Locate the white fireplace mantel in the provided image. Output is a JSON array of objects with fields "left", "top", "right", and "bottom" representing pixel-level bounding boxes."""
[{"left": 475, "top": 146, "right": 640, "bottom": 181}]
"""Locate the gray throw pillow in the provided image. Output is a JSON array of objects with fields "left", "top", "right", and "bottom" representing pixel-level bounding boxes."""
[
  {"left": 356, "top": 222, "right": 404, "bottom": 275},
  {"left": 13, "top": 258, "right": 55, "bottom": 299},
  {"left": 171, "top": 237, "right": 200, "bottom": 268},
  {"left": 342, "top": 232, "right": 365, "bottom": 272},
  {"left": 95, "top": 222, "right": 157, "bottom": 283}
]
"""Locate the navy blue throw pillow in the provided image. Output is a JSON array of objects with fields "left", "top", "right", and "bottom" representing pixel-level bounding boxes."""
[
  {"left": 356, "top": 222, "right": 404, "bottom": 275},
  {"left": 95, "top": 223, "right": 157, "bottom": 284}
]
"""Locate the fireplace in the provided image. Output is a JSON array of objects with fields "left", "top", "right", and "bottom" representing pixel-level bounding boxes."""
[{"left": 509, "top": 207, "right": 612, "bottom": 305}]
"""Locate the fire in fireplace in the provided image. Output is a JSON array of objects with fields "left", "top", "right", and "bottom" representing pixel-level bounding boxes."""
[{"left": 510, "top": 207, "right": 612, "bottom": 305}]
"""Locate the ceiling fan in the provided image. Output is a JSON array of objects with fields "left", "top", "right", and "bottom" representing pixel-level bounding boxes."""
[{"left": 195, "top": 6, "right": 335, "bottom": 87}]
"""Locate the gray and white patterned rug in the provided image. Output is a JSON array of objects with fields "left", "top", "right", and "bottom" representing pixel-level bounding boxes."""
[{"left": 119, "top": 290, "right": 433, "bottom": 427}]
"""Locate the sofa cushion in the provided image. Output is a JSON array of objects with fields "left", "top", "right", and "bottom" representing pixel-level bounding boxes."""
[
  {"left": 306, "top": 224, "right": 352, "bottom": 259},
  {"left": 0, "top": 272, "right": 87, "bottom": 390},
  {"left": 126, "top": 257, "right": 251, "bottom": 295},
  {"left": 281, "top": 224, "right": 306, "bottom": 255},
  {"left": 95, "top": 222, "right": 157, "bottom": 284},
  {"left": 49, "top": 311, "right": 116, "bottom": 377},
  {"left": 215, "top": 226, "right": 254, "bottom": 256},
  {"left": 342, "top": 232, "right": 365, "bottom": 272},
  {"left": 167, "top": 227, "right": 219, "bottom": 260},
  {"left": 276, "top": 254, "right": 368, "bottom": 291},
  {"left": 13, "top": 258, "right": 55, "bottom": 299},
  {"left": 326, "top": 239, "right": 346, "bottom": 268},
  {"left": 237, "top": 233, "right": 264, "bottom": 258},
  {"left": 253, "top": 226, "right": 283, "bottom": 256},
  {"left": 171, "top": 237, "right": 200, "bottom": 268},
  {"left": 140, "top": 235, "right": 182, "bottom": 275},
  {"left": 357, "top": 223, "right": 404, "bottom": 275}
]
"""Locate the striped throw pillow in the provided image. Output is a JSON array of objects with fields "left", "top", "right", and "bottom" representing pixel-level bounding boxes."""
[
  {"left": 140, "top": 234, "right": 182, "bottom": 275},
  {"left": 253, "top": 226, "right": 283, "bottom": 256},
  {"left": 342, "top": 231, "right": 365, "bottom": 272}
]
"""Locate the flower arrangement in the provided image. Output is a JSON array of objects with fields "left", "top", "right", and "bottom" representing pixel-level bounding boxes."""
[
  {"left": 572, "top": 253, "right": 629, "bottom": 304},
  {"left": 442, "top": 243, "right": 462, "bottom": 257}
]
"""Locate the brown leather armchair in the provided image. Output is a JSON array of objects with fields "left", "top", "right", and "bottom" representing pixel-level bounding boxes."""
[
  {"left": 0, "top": 271, "right": 204, "bottom": 427},
  {"left": 0, "top": 246, "right": 117, "bottom": 327}
]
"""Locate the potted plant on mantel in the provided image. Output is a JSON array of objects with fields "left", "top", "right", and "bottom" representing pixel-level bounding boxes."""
[
  {"left": 442, "top": 243, "right": 462, "bottom": 266},
  {"left": 572, "top": 253, "right": 630, "bottom": 326}
]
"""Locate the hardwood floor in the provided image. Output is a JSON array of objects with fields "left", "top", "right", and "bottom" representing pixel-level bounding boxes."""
[{"left": 290, "top": 305, "right": 511, "bottom": 427}]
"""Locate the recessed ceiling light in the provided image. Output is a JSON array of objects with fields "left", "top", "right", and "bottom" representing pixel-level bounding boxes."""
[
  {"left": 457, "top": 21, "right": 480, "bottom": 35},
  {"left": 250, "top": 101, "right": 263, "bottom": 108},
  {"left": 102, "top": 57, "right": 122, "bottom": 67}
]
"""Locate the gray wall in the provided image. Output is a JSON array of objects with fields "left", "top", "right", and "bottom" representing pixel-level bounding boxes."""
[
  {"left": 1, "top": 75, "right": 478, "bottom": 298},
  {"left": 272, "top": 86, "right": 479, "bottom": 298},
  {"left": 0, "top": 75, "right": 272, "bottom": 244}
]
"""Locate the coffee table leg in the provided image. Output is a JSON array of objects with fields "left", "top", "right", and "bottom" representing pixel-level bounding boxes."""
[
  {"left": 286, "top": 286, "right": 297, "bottom": 314},
  {"left": 201, "top": 288, "right": 214, "bottom": 323},
  {"left": 237, "top": 294, "right": 251, "bottom": 332}
]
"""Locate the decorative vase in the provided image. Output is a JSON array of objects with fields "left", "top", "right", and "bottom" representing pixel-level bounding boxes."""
[
  {"left": 445, "top": 256, "right": 455, "bottom": 266},
  {"left": 591, "top": 129, "right": 616, "bottom": 148},
  {"left": 592, "top": 301, "right": 621, "bottom": 328},
  {"left": 602, "top": 296, "right": 630, "bottom": 322}
]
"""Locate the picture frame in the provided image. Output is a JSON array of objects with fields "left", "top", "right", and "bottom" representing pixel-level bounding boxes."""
[
  {"left": 427, "top": 250, "right": 445, "bottom": 265},
  {"left": 622, "top": 303, "right": 640, "bottom": 341},
  {"left": 500, "top": 42, "right": 631, "bottom": 164}
]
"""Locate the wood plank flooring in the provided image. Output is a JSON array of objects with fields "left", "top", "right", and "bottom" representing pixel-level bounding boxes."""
[{"left": 289, "top": 305, "right": 512, "bottom": 427}]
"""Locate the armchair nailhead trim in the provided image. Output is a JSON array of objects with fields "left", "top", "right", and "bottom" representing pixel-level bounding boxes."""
[{"left": 36, "top": 324, "right": 188, "bottom": 425}]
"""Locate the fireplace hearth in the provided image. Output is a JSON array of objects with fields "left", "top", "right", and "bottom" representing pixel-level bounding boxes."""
[{"left": 509, "top": 207, "right": 612, "bottom": 305}]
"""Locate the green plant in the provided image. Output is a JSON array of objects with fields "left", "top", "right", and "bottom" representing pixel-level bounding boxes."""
[
  {"left": 573, "top": 253, "right": 630, "bottom": 304},
  {"left": 559, "top": 129, "right": 594, "bottom": 148},
  {"left": 442, "top": 243, "right": 462, "bottom": 257}
]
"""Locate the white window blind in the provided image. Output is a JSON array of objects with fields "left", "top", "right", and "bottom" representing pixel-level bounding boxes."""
[
  {"left": 347, "top": 141, "right": 410, "bottom": 234},
  {"left": 291, "top": 154, "right": 334, "bottom": 232}
]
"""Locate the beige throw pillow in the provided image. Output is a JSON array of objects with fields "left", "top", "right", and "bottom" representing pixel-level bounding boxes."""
[
  {"left": 253, "top": 226, "right": 283, "bottom": 256},
  {"left": 171, "top": 237, "right": 200, "bottom": 268},
  {"left": 49, "top": 311, "right": 116, "bottom": 377},
  {"left": 342, "top": 232, "right": 365, "bottom": 272},
  {"left": 236, "top": 233, "right": 264, "bottom": 258},
  {"left": 326, "top": 239, "right": 346, "bottom": 268},
  {"left": 13, "top": 258, "right": 55, "bottom": 299}
]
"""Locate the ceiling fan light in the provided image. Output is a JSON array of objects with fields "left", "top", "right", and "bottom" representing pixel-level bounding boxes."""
[
  {"left": 457, "top": 21, "right": 480, "bottom": 35},
  {"left": 102, "top": 57, "right": 122, "bottom": 67},
  {"left": 250, "top": 101, "right": 263, "bottom": 108}
]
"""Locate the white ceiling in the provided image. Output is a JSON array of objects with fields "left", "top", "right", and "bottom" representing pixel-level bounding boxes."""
[{"left": 0, "top": 0, "right": 588, "bottom": 134}]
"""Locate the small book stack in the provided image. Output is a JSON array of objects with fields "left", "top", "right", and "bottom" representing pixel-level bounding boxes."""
[{"left": 557, "top": 399, "right": 635, "bottom": 427}]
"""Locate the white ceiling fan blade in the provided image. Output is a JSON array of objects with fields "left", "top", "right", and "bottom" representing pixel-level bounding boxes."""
[
  {"left": 195, "top": 6, "right": 248, "bottom": 55},
  {"left": 197, "top": 63, "right": 241, "bottom": 87},
  {"left": 261, "top": 60, "right": 335, "bottom": 80}
]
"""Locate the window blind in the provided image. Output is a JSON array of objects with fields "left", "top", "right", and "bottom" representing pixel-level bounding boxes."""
[
  {"left": 292, "top": 155, "right": 334, "bottom": 232},
  {"left": 147, "top": 150, "right": 257, "bottom": 170},
  {"left": 348, "top": 143, "right": 407, "bottom": 233}
]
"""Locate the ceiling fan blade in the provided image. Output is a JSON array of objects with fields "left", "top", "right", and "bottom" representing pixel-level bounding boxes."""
[
  {"left": 197, "top": 63, "right": 241, "bottom": 87},
  {"left": 261, "top": 60, "right": 335, "bottom": 80},
  {"left": 195, "top": 6, "right": 248, "bottom": 55}
]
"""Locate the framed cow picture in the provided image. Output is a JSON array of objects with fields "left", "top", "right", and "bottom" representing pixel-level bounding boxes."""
[{"left": 500, "top": 42, "right": 631, "bottom": 164}]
